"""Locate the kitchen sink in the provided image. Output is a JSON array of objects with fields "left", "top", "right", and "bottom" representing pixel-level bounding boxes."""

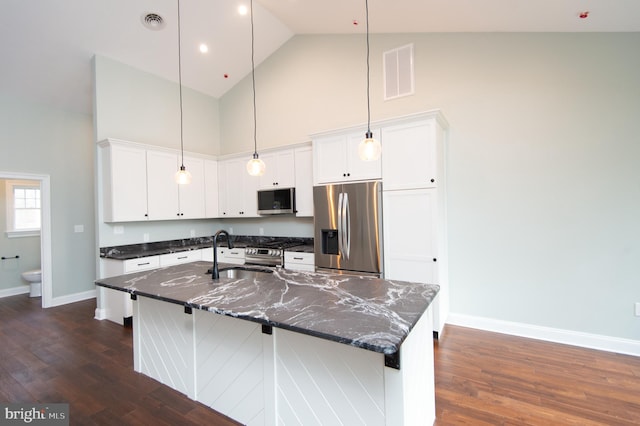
[{"left": 209, "top": 266, "right": 273, "bottom": 280}]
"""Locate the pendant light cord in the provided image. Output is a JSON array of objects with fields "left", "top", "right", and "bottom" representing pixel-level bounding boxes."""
[
  {"left": 365, "top": 0, "right": 371, "bottom": 135},
  {"left": 251, "top": 0, "right": 258, "bottom": 158},
  {"left": 177, "top": 0, "right": 185, "bottom": 168}
]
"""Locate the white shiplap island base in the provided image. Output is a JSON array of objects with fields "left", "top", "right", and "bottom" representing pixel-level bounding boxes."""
[{"left": 96, "top": 261, "right": 439, "bottom": 425}]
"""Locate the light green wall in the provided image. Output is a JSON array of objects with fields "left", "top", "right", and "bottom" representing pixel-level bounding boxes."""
[
  {"left": 0, "top": 94, "right": 95, "bottom": 298},
  {"left": 220, "top": 33, "right": 640, "bottom": 341},
  {"left": 93, "top": 55, "right": 220, "bottom": 155},
  {"left": 0, "top": 179, "right": 41, "bottom": 290}
]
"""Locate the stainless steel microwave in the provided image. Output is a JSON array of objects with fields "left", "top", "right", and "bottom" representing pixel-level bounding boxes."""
[{"left": 257, "top": 188, "right": 296, "bottom": 215}]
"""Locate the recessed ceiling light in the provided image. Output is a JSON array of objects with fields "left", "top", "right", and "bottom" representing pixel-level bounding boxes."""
[
  {"left": 199, "top": 44, "right": 209, "bottom": 53},
  {"left": 141, "top": 12, "right": 166, "bottom": 30},
  {"left": 238, "top": 5, "right": 248, "bottom": 16}
]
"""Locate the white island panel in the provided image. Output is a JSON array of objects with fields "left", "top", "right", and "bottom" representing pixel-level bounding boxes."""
[
  {"left": 194, "top": 310, "right": 266, "bottom": 426},
  {"left": 275, "top": 328, "right": 386, "bottom": 425},
  {"left": 133, "top": 297, "right": 195, "bottom": 399}
]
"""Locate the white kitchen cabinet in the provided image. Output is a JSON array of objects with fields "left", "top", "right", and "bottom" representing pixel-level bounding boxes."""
[
  {"left": 99, "top": 141, "right": 149, "bottom": 222},
  {"left": 381, "top": 110, "right": 449, "bottom": 337},
  {"left": 218, "top": 157, "right": 259, "bottom": 218},
  {"left": 284, "top": 251, "right": 314, "bottom": 272},
  {"left": 204, "top": 159, "right": 219, "bottom": 218},
  {"left": 146, "top": 150, "right": 181, "bottom": 220},
  {"left": 312, "top": 128, "right": 381, "bottom": 185},
  {"left": 178, "top": 156, "right": 206, "bottom": 219},
  {"left": 159, "top": 250, "right": 202, "bottom": 266},
  {"left": 294, "top": 146, "right": 313, "bottom": 216},
  {"left": 382, "top": 117, "right": 446, "bottom": 191},
  {"left": 99, "top": 139, "right": 213, "bottom": 223},
  {"left": 99, "top": 255, "right": 160, "bottom": 325},
  {"left": 259, "top": 149, "right": 295, "bottom": 189},
  {"left": 216, "top": 247, "right": 245, "bottom": 265}
]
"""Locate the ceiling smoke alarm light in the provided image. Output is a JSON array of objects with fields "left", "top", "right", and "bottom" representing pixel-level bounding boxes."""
[
  {"left": 142, "top": 13, "right": 166, "bottom": 30},
  {"left": 579, "top": 11, "right": 590, "bottom": 19}
]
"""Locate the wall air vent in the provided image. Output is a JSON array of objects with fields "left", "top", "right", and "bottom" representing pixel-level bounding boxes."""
[
  {"left": 383, "top": 43, "right": 415, "bottom": 100},
  {"left": 141, "top": 13, "right": 166, "bottom": 31}
]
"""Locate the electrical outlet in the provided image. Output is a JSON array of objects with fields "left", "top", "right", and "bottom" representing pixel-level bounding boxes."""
[
  {"left": 114, "top": 226, "right": 124, "bottom": 235},
  {"left": 143, "top": 233, "right": 150, "bottom": 242},
  {"left": 229, "top": 227, "right": 234, "bottom": 234},
  {"left": 190, "top": 229, "right": 196, "bottom": 238},
  {"left": 259, "top": 227, "right": 264, "bottom": 236},
  {"left": 74, "top": 225, "right": 84, "bottom": 233},
  {"left": 635, "top": 302, "right": 640, "bottom": 317}
]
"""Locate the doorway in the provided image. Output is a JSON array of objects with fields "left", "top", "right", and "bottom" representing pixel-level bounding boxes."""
[{"left": 0, "top": 171, "right": 52, "bottom": 308}]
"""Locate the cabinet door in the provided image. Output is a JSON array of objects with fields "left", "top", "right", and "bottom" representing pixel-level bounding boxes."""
[
  {"left": 204, "top": 159, "right": 219, "bottom": 218},
  {"left": 146, "top": 150, "right": 180, "bottom": 220},
  {"left": 346, "top": 129, "right": 382, "bottom": 182},
  {"left": 102, "top": 143, "right": 148, "bottom": 222},
  {"left": 259, "top": 149, "right": 295, "bottom": 189},
  {"left": 382, "top": 119, "right": 437, "bottom": 190},
  {"left": 294, "top": 146, "right": 314, "bottom": 216},
  {"left": 178, "top": 156, "right": 205, "bottom": 219},
  {"left": 382, "top": 189, "right": 438, "bottom": 285},
  {"left": 219, "top": 158, "right": 259, "bottom": 218},
  {"left": 313, "top": 134, "right": 348, "bottom": 184}
]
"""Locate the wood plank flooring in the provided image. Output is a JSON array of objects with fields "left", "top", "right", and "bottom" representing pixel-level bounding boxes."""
[{"left": 1, "top": 295, "right": 639, "bottom": 425}]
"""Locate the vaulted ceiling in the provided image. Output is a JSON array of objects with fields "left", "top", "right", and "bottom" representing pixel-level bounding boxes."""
[{"left": 1, "top": 0, "right": 638, "bottom": 114}]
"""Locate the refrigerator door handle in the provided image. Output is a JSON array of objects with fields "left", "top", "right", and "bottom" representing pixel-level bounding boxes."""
[
  {"left": 337, "top": 192, "right": 344, "bottom": 257},
  {"left": 343, "top": 193, "right": 350, "bottom": 260}
]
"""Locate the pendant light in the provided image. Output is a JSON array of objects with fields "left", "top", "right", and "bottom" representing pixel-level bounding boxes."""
[
  {"left": 358, "top": 0, "right": 382, "bottom": 162},
  {"left": 246, "top": 0, "right": 266, "bottom": 176},
  {"left": 174, "top": 0, "right": 192, "bottom": 185}
]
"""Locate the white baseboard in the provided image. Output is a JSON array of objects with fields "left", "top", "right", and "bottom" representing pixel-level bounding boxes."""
[
  {"left": 447, "top": 313, "right": 640, "bottom": 357},
  {"left": 0, "top": 285, "right": 30, "bottom": 298},
  {"left": 49, "top": 289, "right": 96, "bottom": 307}
]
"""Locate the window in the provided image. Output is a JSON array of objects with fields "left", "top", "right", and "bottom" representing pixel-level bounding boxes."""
[{"left": 5, "top": 180, "right": 41, "bottom": 238}]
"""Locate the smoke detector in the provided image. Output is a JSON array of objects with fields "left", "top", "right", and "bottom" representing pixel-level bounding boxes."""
[{"left": 141, "top": 13, "right": 166, "bottom": 30}]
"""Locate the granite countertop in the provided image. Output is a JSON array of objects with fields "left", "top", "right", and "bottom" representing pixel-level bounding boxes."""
[
  {"left": 101, "top": 236, "right": 313, "bottom": 260},
  {"left": 95, "top": 261, "right": 439, "bottom": 355}
]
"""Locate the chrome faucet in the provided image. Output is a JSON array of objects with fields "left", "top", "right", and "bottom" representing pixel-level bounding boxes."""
[{"left": 211, "top": 230, "right": 234, "bottom": 279}]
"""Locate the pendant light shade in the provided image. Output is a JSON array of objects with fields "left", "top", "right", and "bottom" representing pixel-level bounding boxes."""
[
  {"left": 174, "top": 0, "right": 191, "bottom": 184},
  {"left": 246, "top": 0, "right": 266, "bottom": 177},
  {"left": 358, "top": 0, "right": 381, "bottom": 162},
  {"left": 246, "top": 154, "right": 266, "bottom": 176},
  {"left": 359, "top": 131, "right": 382, "bottom": 161}
]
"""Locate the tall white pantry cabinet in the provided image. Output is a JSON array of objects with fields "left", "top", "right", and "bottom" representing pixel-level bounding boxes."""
[{"left": 381, "top": 111, "right": 449, "bottom": 337}]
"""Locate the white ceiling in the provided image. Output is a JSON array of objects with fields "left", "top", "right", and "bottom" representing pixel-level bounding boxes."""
[{"left": 1, "top": 0, "right": 639, "bottom": 114}]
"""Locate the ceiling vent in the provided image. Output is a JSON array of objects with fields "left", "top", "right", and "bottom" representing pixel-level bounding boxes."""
[{"left": 141, "top": 13, "right": 166, "bottom": 31}]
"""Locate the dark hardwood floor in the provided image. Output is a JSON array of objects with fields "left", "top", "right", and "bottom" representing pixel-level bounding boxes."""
[{"left": 1, "top": 295, "right": 639, "bottom": 425}]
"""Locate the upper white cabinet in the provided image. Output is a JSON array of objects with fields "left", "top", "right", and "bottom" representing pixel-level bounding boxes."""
[
  {"left": 99, "top": 139, "right": 215, "bottom": 222},
  {"left": 259, "top": 149, "right": 295, "bottom": 189},
  {"left": 146, "top": 150, "right": 180, "bottom": 220},
  {"left": 218, "top": 157, "right": 259, "bottom": 218},
  {"left": 381, "top": 118, "right": 445, "bottom": 191},
  {"left": 203, "top": 159, "right": 219, "bottom": 218},
  {"left": 99, "top": 141, "right": 148, "bottom": 222},
  {"left": 294, "top": 146, "right": 313, "bottom": 217},
  {"left": 178, "top": 156, "right": 206, "bottom": 219},
  {"left": 312, "top": 128, "right": 381, "bottom": 185}
]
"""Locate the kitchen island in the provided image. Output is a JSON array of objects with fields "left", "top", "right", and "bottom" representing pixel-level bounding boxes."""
[{"left": 95, "top": 261, "right": 439, "bottom": 425}]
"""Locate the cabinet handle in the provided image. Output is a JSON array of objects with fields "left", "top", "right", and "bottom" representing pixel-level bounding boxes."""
[
  {"left": 144, "top": 213, "right": 148, "bottom": 217},
  {"left": 433, "top": 258, "right": 437, "bottom": 262},
  {"left": 293, "top": 257, "right": 303, "bottom": 260},
  {"left": 137, "top": 262, "right": 150, "bottom": 266},
  {"left": 430, "top": 178, "right": 435, "bottom": 183},
  {"left": 177, "top": 256, "right": 187, "bottom": 260}
]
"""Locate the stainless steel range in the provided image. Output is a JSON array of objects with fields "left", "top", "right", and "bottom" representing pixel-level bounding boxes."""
[{"left": 245, "top": 241, "right": 304, "bottom": 267}]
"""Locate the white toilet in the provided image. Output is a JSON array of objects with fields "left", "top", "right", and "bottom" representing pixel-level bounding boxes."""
[{"left": 21, "top": 269, "right": 42, "bottom": 297}]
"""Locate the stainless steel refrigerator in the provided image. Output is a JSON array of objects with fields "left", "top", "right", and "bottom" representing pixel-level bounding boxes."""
[{"left": 313, "top": 181, "right": 383, "bottom": 276}]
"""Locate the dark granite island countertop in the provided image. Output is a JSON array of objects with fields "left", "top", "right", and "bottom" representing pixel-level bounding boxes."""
[{"left": 94, "top": 261, "right": 439, "bottom": 355}]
